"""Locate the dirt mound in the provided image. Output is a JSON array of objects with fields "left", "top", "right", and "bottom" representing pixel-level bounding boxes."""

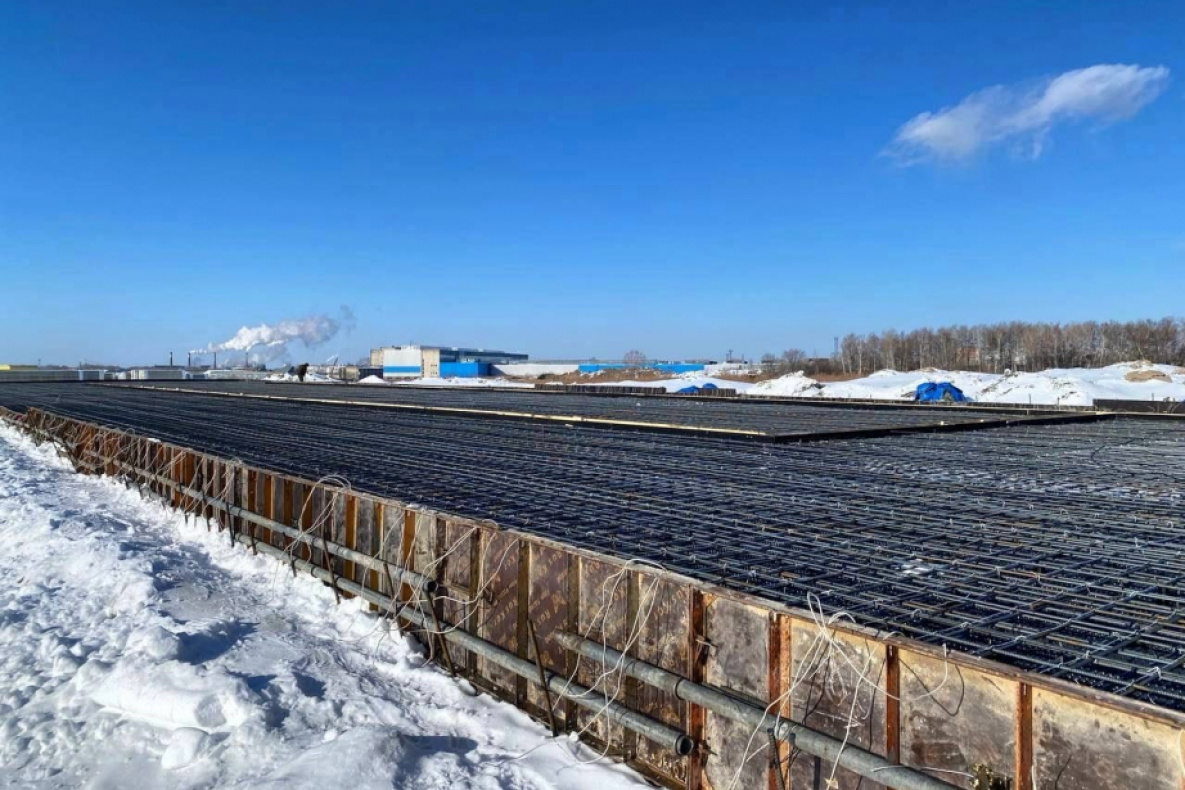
[
  {"left": 1124, "top": 369, "right": 1172, "bottom": 383},
  {"left": 1174, "top": 367, "right": 1185, "bottom": 375}
]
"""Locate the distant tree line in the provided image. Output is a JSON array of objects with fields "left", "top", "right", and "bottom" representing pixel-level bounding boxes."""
[{"left": 763, "top": 317, "right": 1185, "bottom": 377}]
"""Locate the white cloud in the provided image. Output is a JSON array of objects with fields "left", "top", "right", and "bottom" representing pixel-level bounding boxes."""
[{"left": 886, "top": 64, "right": 1169, "bottom": 165}]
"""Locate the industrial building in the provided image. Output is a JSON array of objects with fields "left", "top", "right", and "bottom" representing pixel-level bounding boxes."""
[{"left": 369, "top": 344, "right": 527, "bottom": 379}]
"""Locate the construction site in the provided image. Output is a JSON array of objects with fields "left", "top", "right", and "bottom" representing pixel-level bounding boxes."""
[{"left": 1, "top": 379, "right": 1183, "bottom": 790}]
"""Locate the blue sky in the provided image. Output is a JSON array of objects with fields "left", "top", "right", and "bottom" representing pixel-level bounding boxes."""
[{"left": 1, "top": 2, "right": 1181, "bottom": 366}]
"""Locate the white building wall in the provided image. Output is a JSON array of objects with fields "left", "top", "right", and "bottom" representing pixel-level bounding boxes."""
[{"left": 380, "top": 346, "right": 423, "bottom": 378}]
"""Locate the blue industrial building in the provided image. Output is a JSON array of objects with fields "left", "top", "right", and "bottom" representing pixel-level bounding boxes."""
[{"left": 370, "top": 345, "right": 528, "bottom": 379}]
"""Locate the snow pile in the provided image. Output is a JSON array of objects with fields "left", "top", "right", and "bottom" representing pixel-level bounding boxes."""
[
  {"left": 0, "top": 425, "right": 643, "bottom": 789},
  {"left": 746, "top": 362, "right": 1185, "bottom": 406},
  {"left": 585, "top": 375, "right": 753, "bottom": 393},
  {"left": 357, "top": 375, "right": 389, "bottom": 385},
  {"left": 745, "top": 372, "right": 820, "bottom": 398},
  {"left": 263, "top": 373, "right": 336, "bottom": 384}
]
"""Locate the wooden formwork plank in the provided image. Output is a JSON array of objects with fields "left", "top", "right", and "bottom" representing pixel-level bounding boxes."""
[
  {"left": 788, "top": 619, "right": 887, "bottom": 790},
  {"left": 479, "top": 530, "right": 521, "bottom": 699},
  {"left": 702, "top": 597, "right": 769, "bottom": 790},
  {"left": 525, "top": 542, "right": 569, "bottom": 722},
  {"left": 576, "top": 557, "right": 631, "bottom": 752},
  {"left": 260, "top": 472, "right": 274, "bottom": 545},
  {"left": 399, "top": 509, "right": 417, "bottom": 618},
  {"left": 635, "top": 571, "right": 691, "bottom": 786},
  {"left": 342, "top": 494, "right": 356, "bottom": 583},
  {"left": 1016, "top": 683, "right": 1032, "bottom": 790},
  {"left": 381, "top": 504, "right": 404, "bottom": 596},
  {"left": 355, "top": 497, "right": 376, "bottom": 589},
  {"left": 768, "top": 613, "right": 790, "bottom": 790},
  {"left": 439, "top": 520, "right": 476, "bottom": 671},
  {"left": 688, "top": 589, "right": 709, "bottom": 790},
  {"left": 281, "top": 478, "right": 294, "bottom": 553},
  {"left": 329, "top": 487, "right": 350, "bottom": 592},
  {"left": 307, "top": 486, "right": 325, "bottom": 566},
  {"left": 1032, "top": 687, "right": 1184, "bottom": 790},
  {"left": 898, "top": 647, "right": 1016, "bottom": 790},
  {"left": 411, "top": 511, "right": 436, "bottom": 581}
]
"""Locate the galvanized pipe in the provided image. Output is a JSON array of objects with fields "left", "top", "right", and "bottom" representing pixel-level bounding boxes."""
[
  {"left": 554, "top": 631, "right": 960, "bottom": 790},
  {"left": 127, "top": 464, "right": 438, "bottom": 595},
  {"left": 230, "top": 530, "right": 693, "bottom": 756},
  {"left": 206, "top": 492, "right": 437, "bottom": 595}
]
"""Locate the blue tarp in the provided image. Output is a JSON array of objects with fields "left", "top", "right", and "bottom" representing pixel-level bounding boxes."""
[
  {"left": 914, "top": 382, "right": 968, "bottom": 403},
  {"left": 675, "top": 383, "right": 719, "bottom": 394}
]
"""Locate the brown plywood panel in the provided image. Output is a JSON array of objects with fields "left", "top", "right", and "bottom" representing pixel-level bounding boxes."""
[
  {"left": 307, "top": 487, "right": 326, "bottom": 566},
  {"left": 333, "top": 492, "right": 350, "bottom": 580},
  {"left": 789, "top": 621, "right": 886, "bottom": 790},
  {"left": 355, "top": 497, "right": 376, "bottom": 588},
  {"left": 381, "top": 505, "right": 403, "bottom": 570},
  {"left": 899, "top": 648, "right": 1016, "bottom": 789},
  {"left": 577, "top": 558, "right": 630, "bottom": 749},
  {"left": 525, "top": 543, "right": 569, "bottom": 717},
  {"left": 1033, "top": 688, "right": 1184, "bottom": 790},
  {"left": 412, "top": 511, "right": 436, "bottom": 578},
  {"left": 479, "top": 530, "right": 520, "bottom": 697},
  {"left": 636, "top": 572, "right": 690, "bottom": 785},
  {"left": 440, "top": 521, "right": 476, "bottom": 669},
  {"left": 705, "top": 598, "right": 768, "bottom": 700},
  {"left": 703, "top": 598, "right": 768, "bottom": 790}
]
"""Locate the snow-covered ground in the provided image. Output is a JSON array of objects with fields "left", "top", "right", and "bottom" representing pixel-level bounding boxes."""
[
  {"left": 0, "top": 425, "right": 642, "bottom": 790},
  {"left": 747, "top": 362, "right": 1185, "bottom": 406}
]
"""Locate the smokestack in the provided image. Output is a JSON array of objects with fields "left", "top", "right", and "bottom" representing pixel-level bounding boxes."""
[
  {"left": 169, "top": 351, "right": 173, "bottom": 367},
  {"left": 213, "top": 351, "right": 218, "bottom": 369},
  {"left": 187, "top": 352, "right": 192, "bottom": 369}
]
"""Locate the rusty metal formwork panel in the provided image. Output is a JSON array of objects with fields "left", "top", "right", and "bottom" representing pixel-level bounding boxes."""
[
  {"left": 899, "top": 648, "right": 1017, "bottom": 789},
  {"left": 1033, "top": 688, "right": 1184, "bottom": 790},
  {"left": 789, "top": 621, "right": 887, "bottom": 790}
]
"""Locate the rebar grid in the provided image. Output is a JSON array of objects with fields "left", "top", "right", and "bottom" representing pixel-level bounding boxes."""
[
  {"left": 3, "top": 384, "right": 1183, "bottom": 711},
  {"left": 120, "top": 379, "right": 1021, "bottom": 435}
]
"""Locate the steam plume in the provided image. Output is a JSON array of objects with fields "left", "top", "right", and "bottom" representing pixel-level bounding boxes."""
[{"left": 193, "top": 306, "right": 356, "bottom": 366}]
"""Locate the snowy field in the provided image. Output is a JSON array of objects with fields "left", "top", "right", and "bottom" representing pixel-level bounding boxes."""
[
  {"left": 748, "top": 361, "right": 1185, "bottom": 406},
  {"left": 0, "top": 425, "right": 642, "bottom": 790}
]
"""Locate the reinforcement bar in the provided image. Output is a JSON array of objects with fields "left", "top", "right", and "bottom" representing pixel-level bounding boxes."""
[{"left": 112, "top": 381, "right": 1112, "bottom": 443}]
